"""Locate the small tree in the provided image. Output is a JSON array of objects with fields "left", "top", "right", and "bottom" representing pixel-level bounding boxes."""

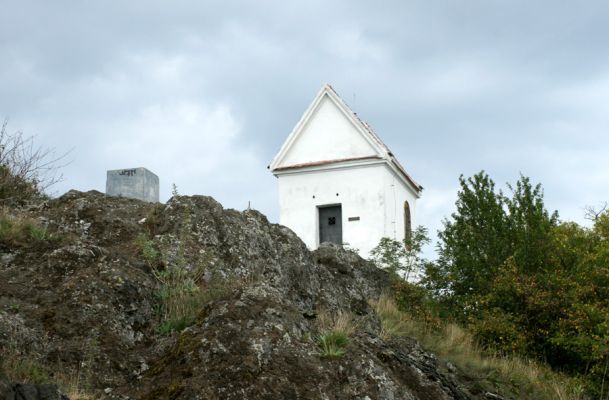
[
  {"left": 370, "top": 226, "right": 430, "bottom": 281},
  {"left": 0, "top": 119, "right": 67, "bottom": 206}
]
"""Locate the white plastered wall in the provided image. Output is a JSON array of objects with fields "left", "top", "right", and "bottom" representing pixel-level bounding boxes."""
[
  {"left": 382, "top": 166, "right": 418, "bottom": 245},
  {"left": 277, "top": 162, "right": 417, "bottom": 258},
  {"left": 278, "top": 95, "right": 379, "bottom": 167}
]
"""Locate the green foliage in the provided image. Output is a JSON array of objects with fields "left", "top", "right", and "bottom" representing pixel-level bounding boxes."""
[
  {"left": 0, "top": 352, "right": 52, "bottom": 384},
  {"left": 0, "top": 212, "right": 59, "bottom": 244},
  {"left": 428, "top": 172, "right": 512, "bottom": 310},
  {"left": 144, "top": 203, "right": 164, "bottom": 235},
  {"left": 427, "top": 172, "right": 558, "bottom": 315},
  {"left": 316, "top": 331, "right": 349, "bottom": 358},
  {"left": 370, "top": 226, "right": 430, "bottom": 280},
  {"left": 135, "top": 232, "right": 159, "bottom": 267},
  {"left": 426, "top": 170, "right": 609, "bottom": 397},
  {"left": 504, "top": 176, "right": 559, "bottom": 273},
  {"left": 135, "top": 203, "right": 227, "bottom": 335},
  {"left": 391, "top": 280, "right": 440, "bottom": 325},
  {"left": 315, "top": 311, "right": 355, "bottom": 359}
]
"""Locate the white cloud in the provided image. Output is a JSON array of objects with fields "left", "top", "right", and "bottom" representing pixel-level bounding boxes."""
[{"left": 99, "top": 100, "right": 259, "bottom": 201}]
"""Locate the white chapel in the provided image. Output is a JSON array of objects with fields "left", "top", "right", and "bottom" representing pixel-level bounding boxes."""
[{"left": 269, "top": 84, "right": 423, "bottom": 257}]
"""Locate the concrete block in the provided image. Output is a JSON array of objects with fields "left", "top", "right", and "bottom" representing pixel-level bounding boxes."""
[{"left": 106, "top": 167, "right": 159, "bottom": 203}]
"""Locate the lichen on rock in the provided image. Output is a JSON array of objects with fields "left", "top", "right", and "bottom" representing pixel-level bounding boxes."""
[{"left": 1, "top": 191, "right": 479, "bottom": 399}]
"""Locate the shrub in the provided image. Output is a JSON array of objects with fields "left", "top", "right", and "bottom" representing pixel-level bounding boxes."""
[
  {"left": 0, "top": 119, "right": 67, "bottom": 206},
  {"left": 135, "top": 232, "right": 158, "bottom": 267},
  {"left": 370, "top": 226, "right": 430, "bottom": 280},
  {"left": 468, "top": 308, "right": 528, "bottom": 354}
]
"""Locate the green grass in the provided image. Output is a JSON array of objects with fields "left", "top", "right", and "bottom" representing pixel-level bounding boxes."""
[
  {"left": 135, "top": 229, "right": 235, "bottom": 335},
  {"left": 371, "top": 294, "right": 586, "bottom": 400},
  {"left": 0, "top": 212, "right": 59, "bottom": 244},
  {"left": 316, "top": 331, "right": 349, "bottom": 358},
  {"left": 315, "top": 311, "right": 356, "bottom": 359},
  {"left": 1, "top": 346, "right": 98, "bottom": 399},
  {"left": 0, "top": 352, "right": 52, "bottom": 384}
]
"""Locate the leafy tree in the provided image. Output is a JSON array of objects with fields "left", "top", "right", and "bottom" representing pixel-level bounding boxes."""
[
  {"left": 504, "top": 175, "right": 558, "bottom": 273},
  {"left": 428, "top": 170, "right": 609, "bottom": 396},
  {"left": 427, "top": 172, "right": 558, "bottom": 315},
  {"left": 370, "top": 226, "right": 430, "bottom": 281},
  {"left": 427, "top": 172, "right": 510, "bottom": 311}
]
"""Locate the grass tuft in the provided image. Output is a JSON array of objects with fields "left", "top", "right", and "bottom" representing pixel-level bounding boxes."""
[
  {"left": 316, "top": 331, "right": 349, "bottom": 358},
  {"left": 315, "top": 310, "right": 356, "bottom": 358},
  {"left": 0, "top": 211, "right": 59, "bottom": 244},
  {"left": 0, "top": 349, "right": 97, "bottom": 399}
]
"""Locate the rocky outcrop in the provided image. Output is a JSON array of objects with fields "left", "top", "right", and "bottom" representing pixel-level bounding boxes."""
[{"left": 1, "top": 191, "right": 479, "bottom": 399}]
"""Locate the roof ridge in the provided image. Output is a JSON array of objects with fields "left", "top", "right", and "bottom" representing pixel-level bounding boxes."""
[{"left": 325, "top": 85, "right": 422, "bottom": 192}]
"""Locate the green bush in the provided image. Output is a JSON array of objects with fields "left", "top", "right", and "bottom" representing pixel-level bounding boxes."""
[
  {"left": 370, "top": 226, "right": 430, "bottom": 280},
  {"left": 468, "top": 308, "right": 527, "bottom": 354},
  {"left": 392, "top": 280, "right": 429, "bottom": 316},
  {"left": 425, "top": 171, "right": 609, "bottom": 397},
  {"left": 144, "top": 203, "right": 164, "bottom": 235},
  {"left": 135, "top": 232, "right": 159, "bottom": 266}
]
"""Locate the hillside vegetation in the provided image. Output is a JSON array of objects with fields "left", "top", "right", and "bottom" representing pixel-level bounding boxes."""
[
  {"left": 0, "top": 186, "right": 591, "bottom": 400},
  {"left": 403, "top": 172, "right": 608, "bottom": 399}
]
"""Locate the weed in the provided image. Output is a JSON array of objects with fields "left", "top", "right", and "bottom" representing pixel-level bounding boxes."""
[
  {"left": 1, "top": 336, "right": 99, "bottom": 399},
  {"left": 136, "top": 202, "right": 232, "bottom": 335},
  {"left": 156, "top": 279, "right": 233, "bottom": 335},
  {"left": 29, "top": 225, "right": 52, "bottom": 241},
  {"left": 135, "top": 232, "right": 158, "bottom": 267},
  {"left": 143, "top": 203, "right": 164, "bottom": 235}
]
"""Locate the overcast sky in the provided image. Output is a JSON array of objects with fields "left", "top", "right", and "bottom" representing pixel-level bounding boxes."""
[{"left": 2, "top": 1, "right": 609, "bottom": 256}]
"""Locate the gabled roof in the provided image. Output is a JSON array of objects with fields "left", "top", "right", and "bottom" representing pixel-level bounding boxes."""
[{"left": 269, "top": 84, "right": 423, "bottom": 195}]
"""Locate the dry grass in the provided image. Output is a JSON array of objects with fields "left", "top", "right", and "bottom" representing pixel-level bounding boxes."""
[
  {"left": 0, "top": 349, "right": 98, "bottom": 399},
  {"left": 316, "top": 309, "right": 357, "bottom": 337},
  {"left": 371, "top": 294, "right": 586, "bottom": 400},
  {"left": 0, "top": 210, "right": 57, "bottom": 244}
]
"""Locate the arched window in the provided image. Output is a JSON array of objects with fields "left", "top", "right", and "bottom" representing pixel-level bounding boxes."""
[{"left": 404, "top": 201, "right": 412, "bottom": 245}]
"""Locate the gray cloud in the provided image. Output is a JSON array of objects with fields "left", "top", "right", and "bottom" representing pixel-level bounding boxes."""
[{"left": 2, "top": 0, "right": 609, "bottom": 257}]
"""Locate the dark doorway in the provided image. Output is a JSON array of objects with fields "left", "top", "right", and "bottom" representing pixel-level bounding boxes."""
[{"left": 319, "top": 204, "right": 342, "bottom": 245}]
